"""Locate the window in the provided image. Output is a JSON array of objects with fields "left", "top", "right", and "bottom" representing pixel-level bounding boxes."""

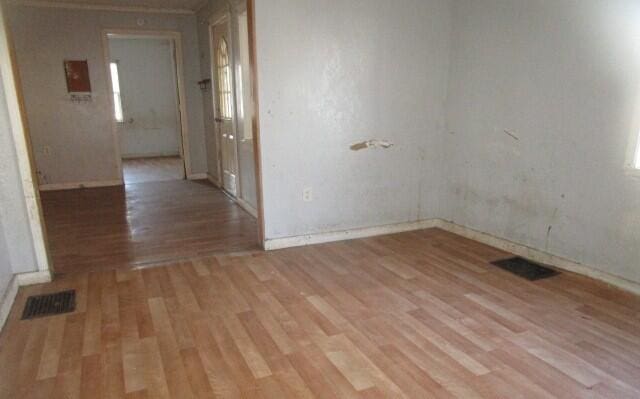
[
  {"left": 109, "top": 62, "right": 123, "bottom": 122},
  {"left": 216, "top": 37, "right": 233, "bottom": 119}
]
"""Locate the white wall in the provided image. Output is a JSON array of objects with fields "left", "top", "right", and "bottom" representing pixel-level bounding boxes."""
[
  {"left": 6, "top": 5, "right": 207, "bottom": 185},
  {"left": 110, "top": 37, "right": 182, "bottom": 158},
  {"left": 255, "top": 0, "right": 452, "bottom": 239},
  {"left": 444, "top": 0, "right": 640, "bottom": 284}
]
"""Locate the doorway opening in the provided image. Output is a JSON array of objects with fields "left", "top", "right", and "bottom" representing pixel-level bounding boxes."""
[
  {"left": 105, "top": 31, "right": 190, "bottom": 185},
  {"left": 2, "top": 1, "right": 265, "bottom": 276},
  {"left": 211, "top": 16, "right": 239, "bottom": 197},
  {"left": 208, "top": 2, "right": 260, "bottom": 219}
]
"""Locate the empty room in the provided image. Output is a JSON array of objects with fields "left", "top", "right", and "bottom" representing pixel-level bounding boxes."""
[{"left": 0, "top": 0, "right": 639, "bottom": 398}]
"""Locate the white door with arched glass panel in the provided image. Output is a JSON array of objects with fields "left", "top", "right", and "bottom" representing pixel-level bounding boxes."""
[{"left": 212, "top": 20, "right": 238, "bottom": 196}]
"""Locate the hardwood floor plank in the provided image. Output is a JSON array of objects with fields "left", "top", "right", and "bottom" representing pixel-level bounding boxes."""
[
  {"left": 41, "top": 180, "right": 259, "bottom": 275},
  {"left": 2, "top": 228, "right": 640, "bottom": 398},
  {"left": 122, "top": 338, "right": 146, "bottom": 394},
  {"left": 36, "top": 316, "right": 67, "bottom": 380},
  {"left": 80, "top": 354, "right": 103, "bottom": 399},
  {"left": 147, "top": 298, "right": 195, "bottom": 399},
  {"left": 508, "top": 331, "right": 603, "bottom": 387}
]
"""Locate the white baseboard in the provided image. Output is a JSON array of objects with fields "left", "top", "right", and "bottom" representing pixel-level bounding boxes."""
[
  {"left": 121, "top": 152, "right": 180, "bottom": 159},
  {"left": 16, "top": 270, "right": 52, "bottom": 286},
  {"left": 0, "top": 270, "right": 52, "bottom": 333},
  {"left": 263, "top": 217, "right": 640, "bottom": 296},
  {"left": 187, "top": 173, "right": 207, "bottom": 180},
  {"left": 236, "top": 197, "right": 258, "bottom": 218},
  {"left": 207, "top": 173, "right": 221, "bottom": 187},
  {"left": 39, "top": 179, "right": 122, "bottom": 191},
  {"left": 435, "top": 220, "right": 640, "bottom": 296},
  {"left": 0, "top": 275, "right": 19, "bottom": 333},
  {"left": 264, "top": 219, "right": 440, "bottom": 251}
]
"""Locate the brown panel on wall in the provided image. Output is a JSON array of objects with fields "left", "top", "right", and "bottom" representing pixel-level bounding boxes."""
[{"left": 64, "top": 60, "right": 91, "bottom": 93}]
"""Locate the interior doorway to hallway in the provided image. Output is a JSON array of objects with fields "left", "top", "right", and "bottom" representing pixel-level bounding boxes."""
[
  {"left": 2, "top": 1, "right": 265, "bottom": 277},
  {"left": 106, "top": 32, "right": 189, "bottom": 185}
]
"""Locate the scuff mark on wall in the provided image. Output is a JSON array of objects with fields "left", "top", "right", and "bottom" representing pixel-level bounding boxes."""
[
  {"left": 350, "top": 139, "right": 394, "bottom": 151},
  {"left": 545, "top": 225, "right": 553, "bottom": 250},
  {"left": 503, "top": 129, "right": 519, "bottom": 141}
]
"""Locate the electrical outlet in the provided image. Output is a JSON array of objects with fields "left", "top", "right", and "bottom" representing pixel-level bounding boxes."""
[{"left": 303, "top": 187, "right": 313, "bottom": 202}]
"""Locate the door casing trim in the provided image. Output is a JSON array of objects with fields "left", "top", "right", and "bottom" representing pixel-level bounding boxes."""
[{"left": 102, "top": 28, "right": 192, "bottom": 182}]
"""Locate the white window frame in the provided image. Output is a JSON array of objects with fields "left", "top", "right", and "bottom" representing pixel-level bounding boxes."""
[{"left": 109, "top": 62, "right": 124, "bottom": 123}]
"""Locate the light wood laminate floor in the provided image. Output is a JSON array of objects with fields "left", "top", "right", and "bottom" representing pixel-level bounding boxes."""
[
  {"left": 1, "top": 228, "right": 639, "bottom": 398},
  {"left": 41, "top": 180, "right": 259, "bottom": 275}
]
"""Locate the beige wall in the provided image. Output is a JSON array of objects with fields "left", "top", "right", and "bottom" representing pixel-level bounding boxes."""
[{"left": 6, "top": 5, "right": 207, "bottom": 186}]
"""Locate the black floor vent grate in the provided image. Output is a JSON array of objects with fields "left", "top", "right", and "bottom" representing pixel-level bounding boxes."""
[
  {"left": 490, "top": 257, "right": 559, "bottom": 281},
  {"left": 21, "top": 290, "right": 76, "bottom": 320}
]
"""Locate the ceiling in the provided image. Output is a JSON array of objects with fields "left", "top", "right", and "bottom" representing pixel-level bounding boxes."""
[{"left": 16, "top": 0, "right": 208, "bottom": 13}]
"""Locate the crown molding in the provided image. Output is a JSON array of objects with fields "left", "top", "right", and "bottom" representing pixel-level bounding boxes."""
[{"left": 10, "top": 0, "right": 196, "bottom": 15}]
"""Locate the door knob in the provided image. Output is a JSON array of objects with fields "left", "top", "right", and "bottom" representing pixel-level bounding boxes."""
[{"left": 214, "top": 117, "right": 224, "bottom": 122}]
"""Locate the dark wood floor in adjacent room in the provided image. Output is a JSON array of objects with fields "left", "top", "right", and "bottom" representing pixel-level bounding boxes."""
[
  {"left": 1, "top": 228, "right": 640, "bottom": 398},
  {"left": 40, "top": 179, "right": 259, "bottom": 275},
  {"left": 122, "top": 157, "right": 186, "bottom": 185}
]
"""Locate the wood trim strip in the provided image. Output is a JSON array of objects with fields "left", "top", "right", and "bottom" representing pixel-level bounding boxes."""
[
  {"left": 12, "top": 1, "right": 195, "bottom": 15},
  {"left": 247, "top": 0, "right": 265, "bottom": 247}
]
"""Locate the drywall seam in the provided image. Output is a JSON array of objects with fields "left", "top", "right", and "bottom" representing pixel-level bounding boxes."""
[
  {"left": 39, "top": 180, "right": 122, "bottom": 191},
  {"left": 264, "top": 219, "right": 441, "bottom": 250}
]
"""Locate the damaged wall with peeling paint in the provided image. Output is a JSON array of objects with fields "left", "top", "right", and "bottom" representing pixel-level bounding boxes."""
[
  {"left": 444, "top": 0, "right": 640, "bottom": 284},
  {"left": 255, "top": 0, "right": 452, "bottom": 239}
]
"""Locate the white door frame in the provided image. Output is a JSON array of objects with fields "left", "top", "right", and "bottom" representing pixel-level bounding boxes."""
[
  {"left": 209, "top": 12, "right": 243, "bottom": 198},
  {"left": 102, "top": 29, "right": 192, "bottom": 181},
  {"left": 0, "top": 2, "right": 51, "bottom": 280}
]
